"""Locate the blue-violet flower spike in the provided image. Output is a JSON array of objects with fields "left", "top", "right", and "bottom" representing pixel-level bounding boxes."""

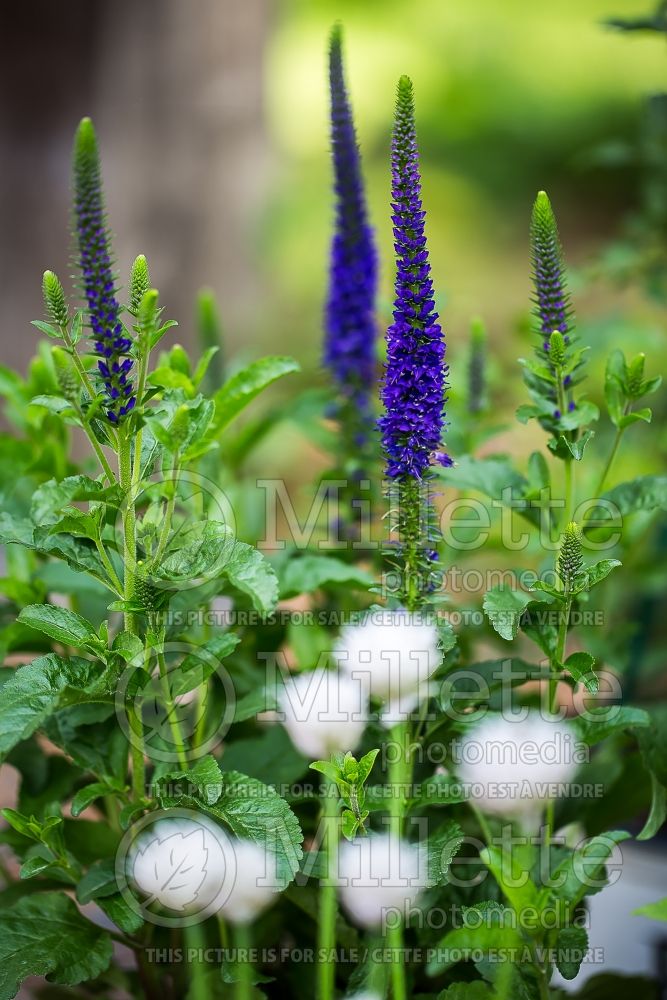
[
  {"left": 530, "top": 190, "right": 574, "bottom": 342},
  {"left": 73, "top": 117, "right": 135, "bottom": 424},
  {"left": 379, "top": 75, "right": 448, "bottom": 480},
  {"left": 324, "top": 24, "right": 377, "bottom": 441}
]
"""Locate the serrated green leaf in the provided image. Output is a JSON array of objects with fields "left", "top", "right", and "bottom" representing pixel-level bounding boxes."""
[
  {"left": 573, "top": 706, "right": 651, "bottom": 746},
  {"left": 0, "top": 891, "right": 112, "bottom": 998},
  {"left": 572, "top": 558, "right": 621, "bottom": 594},
  {"left": 482, "top": 585, "right": 533, "bottom": 640},
  {"left": 279, "top": 554, "right": 373, "bottom": 599},
  {"left": 17, "top": 604, "right": 100, "bottom": 650},
  {"left": 564, "top": 651, "right": 599, "bottom": 693},
  {"left": 555, "top": 925, "right": 589, "bottom": 980},
  {"left": 0, "top": 655, "right": 111, "bottom": 760},
  {"left": 602, "top": 475, "right": 667, "bottom": 516}
]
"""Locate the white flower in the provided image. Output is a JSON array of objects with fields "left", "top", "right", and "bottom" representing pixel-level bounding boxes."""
[
  {"left": 217, "top": 838, "right": 280, "bottom": 925},
  {"left": 337, "top": 834, "right": 426, "bottom": 928},
  {"left": 454, "top": 711, "right": 580, "bottom": 831},
  {"left": 129, "top": 816, "right": 229, "bottom": 918},
  {"left": 278, "top": 668, "right": 368, "bottom": 759},
  {"left": 336, "top": 609, "right": 441, "bottom": 726}
]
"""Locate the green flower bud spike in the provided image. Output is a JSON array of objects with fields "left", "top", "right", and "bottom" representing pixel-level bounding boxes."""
[
  {"left": 557, "top": 521, "right": 583, "bottom": 590},
  {"left": 549, "top": 330, "right": 566, "bottom": 368},
  {"left": 52, "top": 347, "right": 79, "bottom": 403},
  {"left": 43, "top": 270, "right": 69, "bottom": 328},
  {"left": 169, "top": 404, "right": 191, "bottom": 449},
  {"left": 129, "top": 255, "right": 150, "bottom": 316}
]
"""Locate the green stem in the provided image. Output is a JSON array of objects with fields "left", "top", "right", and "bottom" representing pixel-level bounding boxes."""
[
  {"left": 317, "top": 778, "right": 339, "bottom": 1000},
  {"left": 594, "top": 426, "right": 624, "bottom": 498},
  {"left": 545, "top": 594, "right": 571, "bottom": 845},
  {"left": 95, "top": 539, "right": 123, "bottom": 595},
  {"left": 119, "top": 433, "right": 144, "bottom": 798},
  {"left": 563, "top": 457, "right": 574, "bottom": 526},
  {"left": 387, "top": 721, "right": 410, "bottom": 1000},
  {"left": 152, "top": 457, "right": 180, "bottom": 570},
  {"left": 60, "top": 324, "right": 116, "bottom": 482},
  {"left": 158, "top": 648, "right": 188, "bottom": 770},
  {"left": 184, "top": 922, "right": 209, "bottom": 1000},
  {"left": 234, "top": 921, "right": 253, "bottom": 1000}
]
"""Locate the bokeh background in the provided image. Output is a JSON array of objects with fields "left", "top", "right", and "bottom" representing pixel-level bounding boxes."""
[{"left": 2, "top": 0, "right": 667, "bottom": 991}]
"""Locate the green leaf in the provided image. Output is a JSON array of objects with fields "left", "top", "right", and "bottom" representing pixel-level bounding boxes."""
[
  {"left": 17, "top": 604, "right": 100, "bottom": 651},
  {"left": 436, "top": 455, "right": 541, "bottom": 526},
  {"left": 636, "top": 773, "right": 667, "bottom": 841},
  {"left": 564, "top": 651, "right": 599, "bottom": 693},
  {"left": 427, "top": 902, "right": 523, "bottom": 976},
  {"left": 0, "top": 655, "right": 109, "bottom": 760},
  {"left": 633, "top": 897, "right": 667, "bottom": 921},
  {"left": 438, "top": 984, "right": 495, "bottom": 999},
  {"left": 163, "top": 770, "right": 303, "bottom": 888},
  {"left": 76, "top": 858, "right": 117, "bottom": 904},
  {"left": 209, "top": 356, "right": 300, "bottom": 437},
  {"left": 618, "top": 407, "right": 652, "bottom": 428},
  {"left": 482, "top": 585, "right": 533, "bottom": 640},
  {"left": 279, "top": 554, "right": 374, "bottom": 599},
  {"left": 551, "top": 830, "right": 631, "bottom": 907},
  {"left": 549, "top": 428, "right": 595, "bottom": 461},
  {"left": 602, "top": 475, "right": 667, "bottom": 516},
  {"left": 426, "top": 821, "right": 464, "bottom": 887},
  {"left": 157, "top": 755, "right": 223, "bottom": 806},
  {"left": 0, "top": 891, "right": 112, "bottom": 998},
  {"left": 555, "top": 925, "right": 588, "bottom": 980},
  {"left": 71, "top": 782, "right": 118, "bottom": 819},
  {"left": 573, "top": 706, "right": 651, "bottom": 746},
  {"left": 572, "top": 558, "right": 621, "bottom": 594},
  {"left": 30, "top": 475, "right": 118, "bottom": 524},
  {"left": 31, "top": 320, "right": 61, "bottom": 339},
  {"left": 159, "top": 522, "right": 278, "bottom": 614}
]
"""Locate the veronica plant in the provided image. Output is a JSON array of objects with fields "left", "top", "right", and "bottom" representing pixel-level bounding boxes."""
[
  {"left": 379, "top": 75, "right": 450, "bottom": 608},
  {"left": 0, "top": 26, "right": 665, "bottom": 1000}
]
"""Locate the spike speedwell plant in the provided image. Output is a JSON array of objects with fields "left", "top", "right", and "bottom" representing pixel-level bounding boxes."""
[{"left": 0, "top": 24, "right": 664, "bottom": 1000}]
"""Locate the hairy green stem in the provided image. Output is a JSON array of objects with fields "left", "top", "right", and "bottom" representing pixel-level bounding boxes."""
[
  {"left": 595, "top": 427, "right": 624, "bottom": 498},
  {"left": 234, "top": 921, "right": 253, "bottom": 1000},
  {"left": 564, "top": 457, "right": 574, "bottom": 526},
  {"left": 545, "top": 593, "right": 571, "bottom": 844},
  {"left": 119, "top": 433, "right": 144, "bottom": 798},
  {"left": 388, "top": 721, "right": 410, "bottom": 1000},
  {"left": 60, "top": 323, "right": 116, "bottom": 482},
  {"left": 184, "top": 922, "right": 209, "bottom": 1000},
  {"left": 157, "top": 648, "right": 188, "bottom": 770},
  {"left": 152, "top": 457, "right": 180, "bottom": 570},
  {"left": 317, "top": 778, "right": 339, "bottom": 1000}
]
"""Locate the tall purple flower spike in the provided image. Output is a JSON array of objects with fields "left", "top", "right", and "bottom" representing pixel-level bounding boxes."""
[
  {"left": 379, "top": 75, "right": 449, "bottom": 480},
  {"left": 324, "top": 25, "right": 377, "bottom": 446},
  {"left": 530, "top": 190, "right": 574, "bottom": 342},
  {"left": 73, "top": 118, "right": 135, "bottom": 424}
]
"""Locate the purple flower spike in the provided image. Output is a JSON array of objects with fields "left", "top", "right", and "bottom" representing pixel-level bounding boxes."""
[
  {"left": 379, "top": 76, "right": 448, "bottom": 481},
  {"left": 530, "top": 191, "right": 574, "bottom": 340},
  {"left": 73, "top": 118, "right": 135, "bottom": 424},
  {"left": 324, "top": 25, "right": 377, "bottom": 446}
]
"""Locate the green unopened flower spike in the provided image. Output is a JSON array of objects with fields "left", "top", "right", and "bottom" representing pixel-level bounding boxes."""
[
  {"left": 549, "top": 330, "right": 566, "bottom": 368},
  {"left": 169, "top": 404, "right": 191, "bottom": 448},
  {"left": 557, "top": 521, "right": 583, "bottom": 589},
  {"left": 133, "top": 561, "right": 161, "bottom": 612},
  {"left": 52, "top": 347, "right": 79, "bottom": 403},
  {"left": 129, "top": 255, "right": 150, "bottom": 316},
  {"left": 43, "top": 270, "right": 69, "bottom": 328}
]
